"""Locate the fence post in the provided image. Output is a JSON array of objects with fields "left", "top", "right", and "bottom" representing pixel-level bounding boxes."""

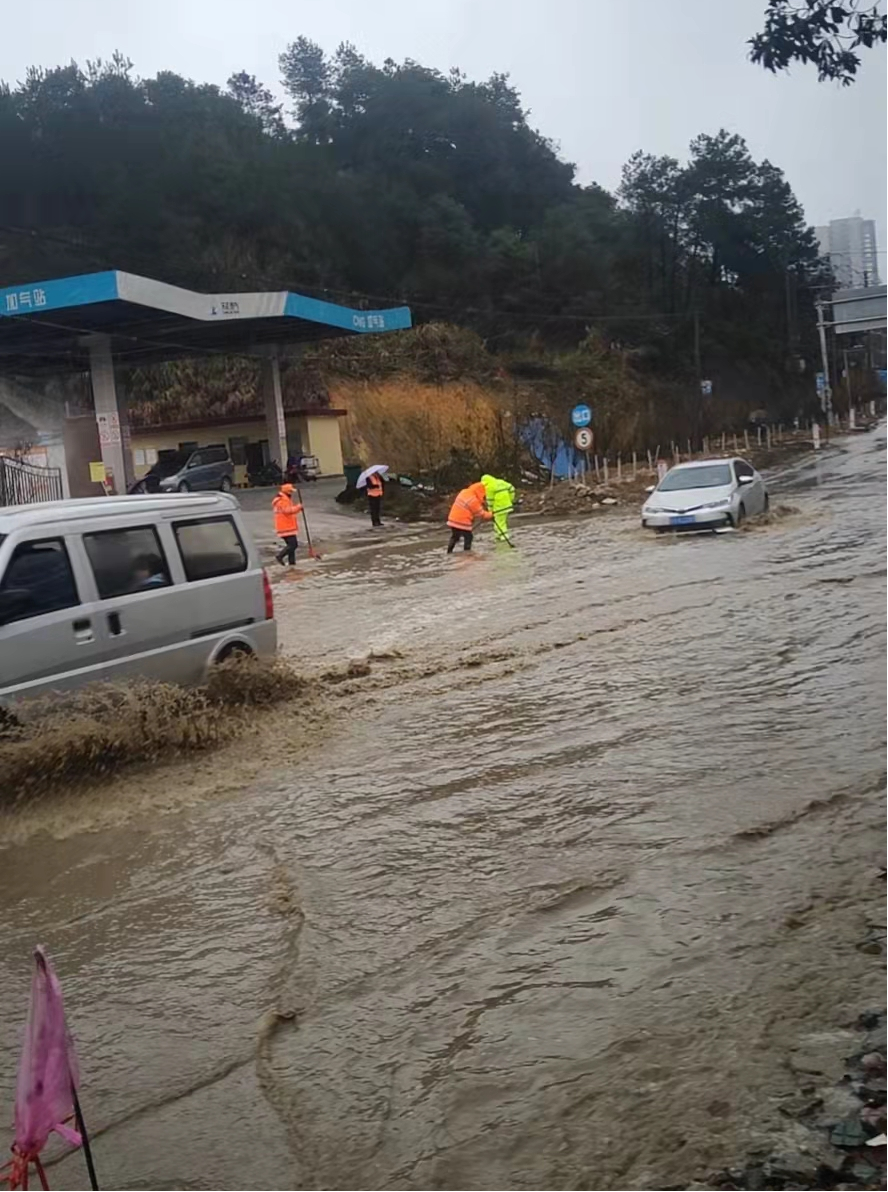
[
  {"left": 721, "top": 432, "right": 726, "bottom": 452},
  {"left": 617, "top": 454, "right": 622, "bottom": 482},
  {"left": 603, "top": 457, "right": 609, "bottom": 485},
  {"left": 744, "top": 429, "right": 750, "bottom": 451},
  {"left": 766, "top": 425, "right": 772, "bottom": 449},
  {"left": 632, "top": 451, "right": 637, "bottom": 480},
  {"left": 646, "top": 449, "right": 653, "bottom": 472}
]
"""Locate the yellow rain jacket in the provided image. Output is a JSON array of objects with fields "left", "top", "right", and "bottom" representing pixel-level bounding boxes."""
[{"left": 481, "top": 474, "right": 516, "bottom": 541}]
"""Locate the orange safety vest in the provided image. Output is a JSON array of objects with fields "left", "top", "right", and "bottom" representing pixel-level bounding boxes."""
[
  {"left": 447, "top": 484, "right": 491, "bottom": 531},
  {"left": 272, "top": 492, "right": 303, "bottom": 536},
  {"left": 366, "top": 471, "right": 384, "bottom": 498}
]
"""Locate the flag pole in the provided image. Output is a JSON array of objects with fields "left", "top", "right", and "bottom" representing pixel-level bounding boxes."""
[{"left": 71, "top": 1088, "right": 98, "bottom": 1191}]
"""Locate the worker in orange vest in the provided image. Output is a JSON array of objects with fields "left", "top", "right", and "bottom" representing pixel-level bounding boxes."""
[
  {"left": 272, "top": 482, "right": 304, "bottom": 566},
  {"left": 365, "top": 468, "right": 385, "bottom": 527},
  {"left": 446, "top": 481, "right": 492, "bottom": 552}
]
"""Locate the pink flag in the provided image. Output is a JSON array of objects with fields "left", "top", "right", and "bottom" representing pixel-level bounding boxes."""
[{"left": 13, "top": 947, "right": 82, "bottom": 1160}]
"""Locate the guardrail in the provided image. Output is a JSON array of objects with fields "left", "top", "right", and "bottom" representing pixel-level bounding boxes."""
[{"left": 0, "top": 456, "right": 63, "bottom": 506}]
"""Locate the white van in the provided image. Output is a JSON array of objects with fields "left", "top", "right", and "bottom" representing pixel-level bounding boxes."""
[{"left": 0, "top": 493, "right": 277, "bottom": 703}]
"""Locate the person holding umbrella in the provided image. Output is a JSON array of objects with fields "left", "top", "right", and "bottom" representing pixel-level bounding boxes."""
[{"left": 357, "top": 464, "right": 388, "bottom": 529}]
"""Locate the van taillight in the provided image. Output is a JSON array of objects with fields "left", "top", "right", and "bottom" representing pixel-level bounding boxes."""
[{"left": 262, "top": 569, "right": 274, "bottom": 619}]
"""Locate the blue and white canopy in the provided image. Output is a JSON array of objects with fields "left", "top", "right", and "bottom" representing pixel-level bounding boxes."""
[{"left": 0, "top": 270, "right": 412, "bottom": 374}]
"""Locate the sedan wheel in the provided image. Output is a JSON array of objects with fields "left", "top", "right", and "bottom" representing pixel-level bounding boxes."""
[
  {"left": 220, "top": 476, "right": 232, "bottom": 492},
  {"left": 177, "top": 480, "right": 190, "bottom": 493},
  {"left": 763, "top": 492, "right": 770, "bottom": 514},
  {"left": 733, "top": 503, "right": 745, "bottom": 528}
]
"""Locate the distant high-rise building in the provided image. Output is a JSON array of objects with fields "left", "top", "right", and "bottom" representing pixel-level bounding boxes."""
[{"left": 814, "top": 215, "right": 881, "bottom": 289}]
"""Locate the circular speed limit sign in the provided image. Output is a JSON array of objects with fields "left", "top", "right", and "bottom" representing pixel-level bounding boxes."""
[{"left": 574, "top": 427, "right": 594, "bottom": 450}]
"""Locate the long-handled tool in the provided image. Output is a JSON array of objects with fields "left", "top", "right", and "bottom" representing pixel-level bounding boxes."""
[
  {"left": 491, "top": 508, "right": 516, "bottom": 548},
  {"left": 294, "top": 483, "right": 322, "bottom": 560}
]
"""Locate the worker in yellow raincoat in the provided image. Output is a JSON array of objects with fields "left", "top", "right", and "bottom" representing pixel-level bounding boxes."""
[{"left": 480, "top": 474, "right": 516, "bottom": 543}]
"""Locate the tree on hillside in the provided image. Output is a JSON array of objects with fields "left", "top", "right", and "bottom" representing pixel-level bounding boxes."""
[
  {"left": 226, "top": 71, "right": 285, "bottom": 136},
  {"left": 278, "top": 39, "right": 575, "bottom": 233},
  {"left": 750, "top": 0, "right": 887, "bottom": 83},
  {"left": 0, "top": 44, "right": 828, "bottom": 428}
]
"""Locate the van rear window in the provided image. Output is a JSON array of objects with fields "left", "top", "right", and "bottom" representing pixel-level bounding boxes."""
[{"left": 173, "top": 516, "right": 247, "bottom": 582}]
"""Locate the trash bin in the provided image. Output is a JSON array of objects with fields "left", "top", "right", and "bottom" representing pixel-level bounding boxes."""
[{"left": 344, "top": 464, "right": 362, "bottom": 489}]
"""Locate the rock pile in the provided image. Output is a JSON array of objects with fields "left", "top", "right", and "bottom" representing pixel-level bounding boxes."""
[
  {"left": 530, "top": 483, "right": 622, "bottom": 515},
  {"left": 706, "top": 1010, "right": 887, "bottom": 1190}
]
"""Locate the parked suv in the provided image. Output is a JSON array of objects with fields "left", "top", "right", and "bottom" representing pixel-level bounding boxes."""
[{"left": 157, "top": 446, "right": 234, "bottom": 493}]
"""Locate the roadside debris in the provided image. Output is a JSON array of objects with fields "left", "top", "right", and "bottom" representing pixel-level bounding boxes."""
[
  {"left": 524, "top": 482, "right": 626, "bottom": 515},
  {"left": 706, "top": 1011, "right": 887, "bottom": 1190}
]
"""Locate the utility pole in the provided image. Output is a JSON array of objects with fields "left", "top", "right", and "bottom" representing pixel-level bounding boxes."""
[
  {"left": 693, "top": 310, "right": 701, "bottom": 378},
  {"left": 815, "top": 300, "right": 833, "bottom": 424},
  {"left": 691, "top": 310, "right": 703, "bottom": 446}
]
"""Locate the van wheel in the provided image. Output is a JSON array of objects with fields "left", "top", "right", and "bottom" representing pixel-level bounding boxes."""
[
  {"left": 220, "top": 476, "right": 232, "bottom": 492},
  {"left": 215, "top": 642, "right": 253, "bottom": 665},
  {"left": 177, "top": 480, "right": 190, "bottom": 493},
  {"left": 763, "top": 492, "right": 770, "bottom": 514}
]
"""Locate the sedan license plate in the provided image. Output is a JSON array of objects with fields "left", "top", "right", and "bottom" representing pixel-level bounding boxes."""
[{"left": 670, "top": 515, "right": 696, "bottom": 526}]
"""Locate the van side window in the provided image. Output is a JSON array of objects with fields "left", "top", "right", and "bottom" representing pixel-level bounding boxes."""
[
  {"left": 173, "top": 516, "right": 247, "bottom": 582},
  {"left": 84, "top": 526, "right": 171, "bottom": 599},
  {"left": 0, "top": 538, "right": 79, "bottom": 622}
]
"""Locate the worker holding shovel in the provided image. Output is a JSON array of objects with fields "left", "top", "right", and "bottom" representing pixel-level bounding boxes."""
[
  {"left": 271, "top": 482, "right": 304, "bottom": 566},
  {"left": 480, "top": 473, "right": 516, "bottom": 544},
  {"left": 446, "top": 481, "right": 492, "bottom": 552}
]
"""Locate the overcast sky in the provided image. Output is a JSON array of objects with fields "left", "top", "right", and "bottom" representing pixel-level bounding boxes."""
[{"left": 4, "top": 0, "right": 886, "bottom": 255}]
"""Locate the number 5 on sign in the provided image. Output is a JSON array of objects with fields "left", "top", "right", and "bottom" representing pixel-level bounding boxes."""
[{"left": 574, "top": 427, "right": 593, "bottom": 450}]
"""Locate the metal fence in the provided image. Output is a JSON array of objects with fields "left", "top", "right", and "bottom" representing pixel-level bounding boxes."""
[{"left": 0, "top": 455, "right": 63, "bottom": 506}]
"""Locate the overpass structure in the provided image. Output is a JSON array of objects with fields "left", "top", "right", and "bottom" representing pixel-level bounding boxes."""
[{"left": 0, "top": 270, "right": 412, "bottom": 492}]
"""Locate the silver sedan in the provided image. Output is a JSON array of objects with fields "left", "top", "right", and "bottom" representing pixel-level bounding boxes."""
[{"left": 641, "top": 458, "right": 769, "bottom": 531}]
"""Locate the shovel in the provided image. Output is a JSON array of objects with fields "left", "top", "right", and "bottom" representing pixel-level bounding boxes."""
[{"left": 294, "top": 483, "right": 322, "bottom": 560}]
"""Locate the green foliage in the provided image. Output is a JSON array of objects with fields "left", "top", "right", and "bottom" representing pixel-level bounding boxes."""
[
  {"left": 750, "top": 0, "right": 887, "bottom": 84},
  {"left": 0, "top": 45, "right": 830, "bottom": 433}
]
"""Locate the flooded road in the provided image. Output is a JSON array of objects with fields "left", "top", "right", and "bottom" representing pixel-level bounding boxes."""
[{"left": 0, "top": 429, "right": 885, "bottom": 1190}]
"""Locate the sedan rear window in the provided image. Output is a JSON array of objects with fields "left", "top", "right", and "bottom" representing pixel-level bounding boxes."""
[{"left": 659, "top": 464, "right": 732, "bottom": 491}]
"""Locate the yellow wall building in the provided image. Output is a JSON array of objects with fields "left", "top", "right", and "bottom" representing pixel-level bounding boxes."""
[{"left": 130, "top": 410, "right": 345, "bottom": 484}]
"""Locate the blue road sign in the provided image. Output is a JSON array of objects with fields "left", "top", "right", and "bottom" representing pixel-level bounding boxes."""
[
  {"left": 571, "top": 403, "right": 592, "bottom": 428},
  {"left": 815, "top": 372, "right": 826, "bottom": 393}
]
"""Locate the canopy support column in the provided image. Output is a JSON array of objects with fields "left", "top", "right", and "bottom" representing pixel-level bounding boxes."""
[
  {"left": 261, "top": 351, "right": 288, "bottom": 474},
  {"left": 87, "top": 334, "right": 133, "bottom": 494}
]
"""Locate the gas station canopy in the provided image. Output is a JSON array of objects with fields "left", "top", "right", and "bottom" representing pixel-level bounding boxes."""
[
  {"left": 0, "top": 270, "right": 412, "bottom": 493},
  {"left": 0, "top": 269, "right": 412, "bottom": 373}
]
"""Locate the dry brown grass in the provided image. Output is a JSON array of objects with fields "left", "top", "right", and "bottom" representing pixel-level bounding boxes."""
[
  {"left": 331, "top": 376, "right": 508, "bottom": 477},
  {"left": 0, "top": 656, "right": 310, "bottom": 806}
]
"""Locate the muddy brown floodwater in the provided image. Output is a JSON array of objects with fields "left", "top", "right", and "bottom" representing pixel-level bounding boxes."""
[{"left": 0, "top": 429, "right": 885, "bottom": 1191}]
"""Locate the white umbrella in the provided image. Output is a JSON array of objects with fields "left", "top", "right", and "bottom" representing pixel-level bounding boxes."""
[{"left": 356, "top": 464, "right": 389, "bottom": 488}]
